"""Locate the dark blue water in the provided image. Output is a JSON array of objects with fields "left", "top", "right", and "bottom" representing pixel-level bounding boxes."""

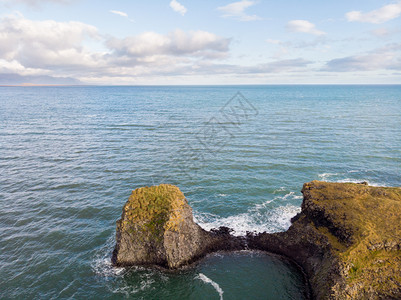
[{"left": 1, "top": 85, "right": 400, "bottom": 299}]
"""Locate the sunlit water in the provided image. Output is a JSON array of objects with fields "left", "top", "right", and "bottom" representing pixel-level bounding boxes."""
[{"left": 1, "top": 85, "right": 400, "bottom": 299}]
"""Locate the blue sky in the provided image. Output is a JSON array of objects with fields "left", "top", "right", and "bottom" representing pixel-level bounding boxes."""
[{"left": 0, "top": 0, "right": 400, "bottom": 84}]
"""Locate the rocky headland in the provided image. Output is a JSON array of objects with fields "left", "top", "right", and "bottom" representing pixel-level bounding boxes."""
[
  {"left": 112, "top": 181, "right": 401, "bottom": 299},
  {"left": 248, "top": 181, "right": 401, "bottom": 299},
  {"left": 111, "top": 184, "right": 244, "bottom": 269}
]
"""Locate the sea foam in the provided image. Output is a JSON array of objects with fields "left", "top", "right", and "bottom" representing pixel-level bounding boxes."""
[
  {"left": 196, "top": 273, "right": 224, "bottom": 300},
  {"left": 194, "top": 192, "right": 302, "bottom": 236}
]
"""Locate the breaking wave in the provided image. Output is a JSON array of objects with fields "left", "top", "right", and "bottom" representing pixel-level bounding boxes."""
[
  {"left": 318, "top": 171, "right": 387, "bottom": 187},
  {"left": 194, "top": 191, "right": 302, "bottom": 236}
]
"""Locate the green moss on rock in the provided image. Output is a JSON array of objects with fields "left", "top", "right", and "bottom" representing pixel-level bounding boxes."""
[
  {"left": 249, "top": 181, "right": 401, "bottom": 299},
  {"left": 120, "top": 184, "right": 186, "bottom": 238},
  {"left": 113, "top": 184, "right": 237, "bottom": 269},
  {"left": 302, "top": 181, "right": 401, "bottom": 298}
]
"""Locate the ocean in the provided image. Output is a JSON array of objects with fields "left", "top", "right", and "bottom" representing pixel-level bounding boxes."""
[{"left": 1, "top": 85, "right": 400, "bottom": 299}]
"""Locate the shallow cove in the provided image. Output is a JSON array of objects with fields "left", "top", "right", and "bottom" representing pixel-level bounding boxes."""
[{"left": 101, "top": 251, "right": 308, "bottom": 299}]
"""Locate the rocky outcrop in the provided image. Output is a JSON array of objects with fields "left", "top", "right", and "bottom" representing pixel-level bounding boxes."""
[
  {"left": 248, "top": 181, "right": 401, "bottom": 299},
  {"left": 112, "top": 181, "right": 401, "bottom": 299},
  {"left": 112, "top": 184, "right": 244, "bottom": 269}
]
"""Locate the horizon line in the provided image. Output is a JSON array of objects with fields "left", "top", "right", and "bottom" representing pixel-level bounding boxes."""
[{"left": 1, "top": 83, "right": 401, "bottom": 87}]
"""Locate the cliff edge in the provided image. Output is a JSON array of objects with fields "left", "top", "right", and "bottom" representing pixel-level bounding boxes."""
[
  {"left": 112, "top": 184, "right": 244, "bottom": 269},
  {"left": 248, "top": 181, "right": 401, "bottom": 299},
  {"left": 112, "top": 181, "right": 401, "bottom": 299}
]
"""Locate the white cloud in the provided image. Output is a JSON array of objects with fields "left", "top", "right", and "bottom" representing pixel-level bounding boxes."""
[
  {"left": 346, "top": 2, "right": 401, "bottom": 24},
  {"left": 110, "top": 10, "right": 134, "bottom": 22},
  {"left": 110, "top": 10, "right": 128, "bottom": 18},
  {"left": 0, "top": 14, "right": 235, "bottom": 82},
  {"left": 217, "top": 0, "right": 261, "bottom": 21},
  {"left": 286, "top": 20, "right": 325, "bottom": 36},
  {"left": 0, "top": 59, "right": 39, "bottom": 75},
  {"left": 169, "top": 0, "right": 187, "bottom": 16},
  {"left": 0, "top": 13, "right": 101, "bottom": 73},
  {"left": 0, "top": 14, "right": 317, "bottom": 84},
  {"left": 107, "top": 29, "right": 230, "bottom": 60}
]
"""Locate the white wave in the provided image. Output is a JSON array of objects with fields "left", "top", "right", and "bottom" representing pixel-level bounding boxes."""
[
  {"left": 91, "top": 235, "right": 126, "bottom": 277},
  {"left": 268, "top": 205, "right": 301, "bottom": 230},
  {"left": 337, "top": 178, "right": 365, "bottom": 184},
  {"left": 139, "top": 276, "right": 155, "bottom": 291},
  {"left": 110, "top": 285, "right": 140, "bottom": 297},
  {"left": 336, "top": 178, "right": 386, "bottom": 187},
  {"left": 317, "top": 171, "right": 387, "bottom": 187},
  {"left": 273, "top": 186, "right": 286, "bottom": 194},
  {"left": 92, "top": 233, "right": 168, "bottom": 297},
  {"left": 283, "top": 191, "right": 303, "bottom": 200},
  {"left": 194, "top": 212, "right": 267, "bottom": 236},
  {"left": 196, "top": 273, "right": 224, "bottom": 300},
  {"left": 318, "top": 173, "right": 339, "bottom": 180},
  {"left": 194, "top": 199, "right": 301, "bottom": 236},
  {"left": 110, "top": 269, "right": 157, "bottom": 296},
  {"left": 92, "top": 257, "right": 125, "bottom": 277},
  {"left": 253, "top": 199, "right": 273, "bottom": 210}
]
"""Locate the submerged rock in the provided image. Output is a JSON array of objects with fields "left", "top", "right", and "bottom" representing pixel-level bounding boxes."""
[
  {"left": 248, "top": 181, "right": 401, "bottom": 299},
  {"left": 112, "top": 184, "right": 244, "bottom": 269}
]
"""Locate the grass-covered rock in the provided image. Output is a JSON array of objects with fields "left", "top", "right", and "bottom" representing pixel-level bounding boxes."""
[
  {"left": 112, "top": 184, "right": 244, "bottom": 269},
  {"left": 248, "top": 181, "right": 401, "bottom": 299},
  {"left": 113, "top": 181, "right": 400, "bottom": 298}
]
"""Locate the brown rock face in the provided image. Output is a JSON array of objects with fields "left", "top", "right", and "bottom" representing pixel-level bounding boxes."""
[
  {"left": 113, "top": 181, "right": 401, "bottom": 299},
  {"left": 112, "top": 184, "right": 244, "bottom": 269},
  {"left": 248, "top": 181, "right": 401, "bottom": 300}
]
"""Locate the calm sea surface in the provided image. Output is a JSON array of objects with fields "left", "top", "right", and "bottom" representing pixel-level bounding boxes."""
[{"left": 1, "top": 85, "right": 400, "bottom": 299}]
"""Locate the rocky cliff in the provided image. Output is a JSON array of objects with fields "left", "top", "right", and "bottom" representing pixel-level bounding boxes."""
[
  {"left": 248, "top": 181, "right": 401, "bottom": 299},
  {"left": 112, "top": 184, "right": 244, "bottom": 269},
  {"left": 112, "top": 181, "right": 401, "bottom": 299}
]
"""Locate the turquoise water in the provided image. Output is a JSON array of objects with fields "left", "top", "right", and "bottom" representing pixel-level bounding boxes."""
[{"left": 1, "top": 85, "right": 400, "bottom": 299}]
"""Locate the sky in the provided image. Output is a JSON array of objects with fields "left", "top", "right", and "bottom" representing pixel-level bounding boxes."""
[{"left": 0, "top": 0, "right": 400, "bottom": 85}]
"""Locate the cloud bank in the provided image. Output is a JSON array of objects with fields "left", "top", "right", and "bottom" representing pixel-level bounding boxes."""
[
  {"left": 0, "top": 13, "right": 99, "bottom": 73},
  {"left": 1, "top": 4, "right": 399, "bottom": 85}
]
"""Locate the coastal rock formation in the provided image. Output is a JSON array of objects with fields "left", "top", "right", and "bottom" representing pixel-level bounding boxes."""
[
  {"left": 112, "top": 181, "right": 401, "bottom": 299},
  {"left": 112, "top": 184, "right": 244, "bottom": 269},
  {"left": 248, "top": 181, "right": 401, "bottom": 299}
]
